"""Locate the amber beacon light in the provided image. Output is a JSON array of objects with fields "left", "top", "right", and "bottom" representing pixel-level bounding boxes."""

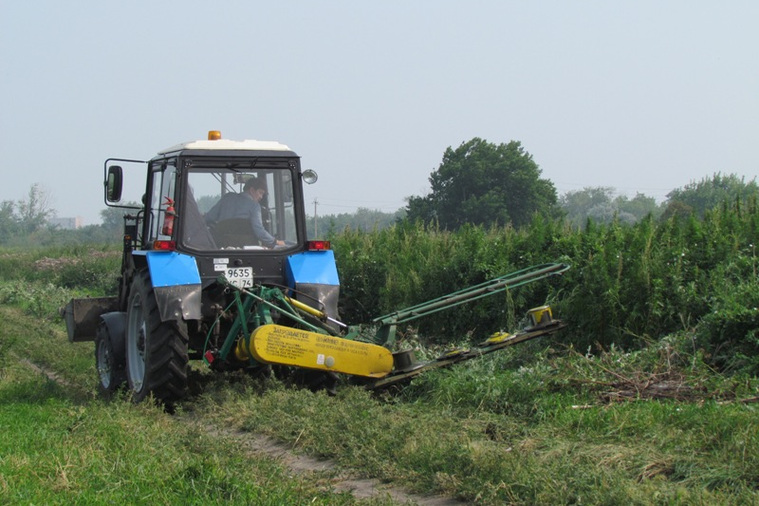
[{"left": 208, "top": 130, "right": 222, "bottom": 140}]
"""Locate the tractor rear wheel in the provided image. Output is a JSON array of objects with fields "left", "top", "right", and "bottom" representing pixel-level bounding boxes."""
[
  {"left": 95, "top": 317, "right": 126, "bottom": 397},
  {"left": 125, "top": 269, "right": 189, "bottom": 404}
]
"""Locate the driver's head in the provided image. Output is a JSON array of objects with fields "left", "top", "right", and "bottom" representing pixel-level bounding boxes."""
[{"left": 243, "top": 177, "right": 267, "bottom": 200}]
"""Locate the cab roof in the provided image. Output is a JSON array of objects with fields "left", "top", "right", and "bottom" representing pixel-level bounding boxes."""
[{"left": 158, "top": 138, "right": 293, "bottom": 155}]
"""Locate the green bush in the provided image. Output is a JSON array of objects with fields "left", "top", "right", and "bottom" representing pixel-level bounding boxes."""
[
  {"left": 696, "top": 281, "right": 759, "bottom": 374},
  {"left": 332, "top": 203, "right": 759, "bottom": 374}
]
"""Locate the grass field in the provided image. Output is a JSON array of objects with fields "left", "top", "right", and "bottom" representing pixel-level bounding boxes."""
[
  {"left": 2, "top": 271, "right": 758, "bottom": 504},
  {"left": 1, "top": 304, "right": 395, "bottom": 505}
]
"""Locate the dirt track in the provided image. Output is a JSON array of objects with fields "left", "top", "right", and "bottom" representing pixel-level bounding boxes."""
[
  {"left": 201, "top": 425, "right": 462, "bottom": 505},
  {"left": 20, "top": 357, "right": 462, "bottom": 505}
]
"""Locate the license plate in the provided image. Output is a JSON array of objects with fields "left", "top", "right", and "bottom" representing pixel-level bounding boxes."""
[{"left": 226, "top": 267, "right": 253, "bottom": 288}]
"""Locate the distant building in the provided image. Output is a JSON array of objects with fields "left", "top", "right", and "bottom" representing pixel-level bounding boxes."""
[{"left": 49, "top": 216, "right": 84, "bottom": 230}]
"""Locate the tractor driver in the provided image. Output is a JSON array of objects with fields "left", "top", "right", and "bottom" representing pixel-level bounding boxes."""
[{"left": 205, "top": 177, "right": 285, "bottom": 248}]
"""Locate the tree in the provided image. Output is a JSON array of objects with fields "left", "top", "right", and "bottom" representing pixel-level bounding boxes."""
[
  {"left": 17, "top": 183, "right": 55, "bottom": 234},
  {"left": 0, "top": 184, "right": 56, "bottom": 243},
  {"left": 560, "top": 187, "right": 662, "bottom": 228},
  {"left": 100, "top": 202, "right": 142, "bottom": 234},
  {"left": 664, "top": 173, "right": 759, "bottom": 218},
  {"left": 560, "top": 187, "right": 615, "bottom": 228},
  {"left": 0, "top": 200, "right": 19, "bottom": 243},
  {"left": 616, "top": 192, "right": 662, "bottom": 221},
  {"left": 406, "top": 138, "right": 557, "bottom": 229}
]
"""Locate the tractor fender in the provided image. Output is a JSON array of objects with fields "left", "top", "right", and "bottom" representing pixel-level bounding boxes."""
[
  {"left": 285, "top": 250, "right": 340, "bottom": 320},
  {"left": 99, "top": 311, "right": 127, "bottom": 360},
  {"left": 132, "top": 251, "right": 202, "bottom": 322}
]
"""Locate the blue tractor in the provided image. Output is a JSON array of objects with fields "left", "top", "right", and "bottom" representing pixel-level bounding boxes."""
[{"left": 64, "top": 131, "right": 347, "bottom": 402}]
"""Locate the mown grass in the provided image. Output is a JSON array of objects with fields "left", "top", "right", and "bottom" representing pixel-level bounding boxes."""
[
  {"left": 0, "top": 381, "right": 362, "bottom": 504},
  {"left": 0, "top": 305, "right": 394, "bottom": 505},
  {"left": 2, "top": 294, "right": 758, "bottom": 504},
  {"left": 0, "top": 244, "right": 121, "bottom": 296},
  {"left": 192, "top": 340, "right": 759, "bottom": 504}
]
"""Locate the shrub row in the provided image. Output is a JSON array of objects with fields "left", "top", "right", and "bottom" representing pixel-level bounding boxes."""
[
  {"left": 331, "top": 204, "right": 759, "bottom": 373},
  {"left": 2, "top": 204, "right": 757, "bottom": 374}
]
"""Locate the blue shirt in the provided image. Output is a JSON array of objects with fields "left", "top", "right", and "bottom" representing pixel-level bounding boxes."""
[{"left": 205, "top": 192, "right": 277, "bottom": 247}]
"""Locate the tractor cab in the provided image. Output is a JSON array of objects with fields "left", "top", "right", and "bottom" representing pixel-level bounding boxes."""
[{"left": 105, "top": 131, "right": 321, "bottom": 289}]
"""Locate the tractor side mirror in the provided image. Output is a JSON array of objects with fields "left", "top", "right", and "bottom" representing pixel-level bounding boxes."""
[{"left": 106, "top": 166, "right": 123, "bottom": 202}]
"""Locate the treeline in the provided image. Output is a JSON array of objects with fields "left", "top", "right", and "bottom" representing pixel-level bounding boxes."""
[
  {"left": 305, "top": 207, "right": 406, "bottom": 238},
  {"left": 3, "top": 135, "right": 756, "bottom": 244},
  {"left": 0, "top": 184, "right": 124, "bottom": 247},
  {"left": 561, "top": 173, "right": 759, "bottom": 228},
  {"left": 0, "top": 221, "right": 121, "bottom": 248},
  {"left": 0, "top": 184, "right": 57, "bottom": 244},
  {"left": 304, "top": 173, "right": 759, "bottom": 237},
  {"left": 4, "top": 171, "right": 754, "bottom": 246},
  {"left": 331, "top": 198, "right": 759, "bottom": 375}
]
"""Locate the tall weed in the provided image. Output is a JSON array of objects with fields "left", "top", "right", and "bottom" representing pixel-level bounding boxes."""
[
  {"left": 0, "top": 246, "right": 120, "bottom": 295},
  {"left": 333, "top": 204, "right": 759, "bottom": 374},
  {"left": 0, "top": 281, "right": 71, "bottom": 320}
]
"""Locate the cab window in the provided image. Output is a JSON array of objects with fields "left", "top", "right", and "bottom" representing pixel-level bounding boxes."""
[{"left": 181, "top": 165, "right": 299, "bottom": 251}]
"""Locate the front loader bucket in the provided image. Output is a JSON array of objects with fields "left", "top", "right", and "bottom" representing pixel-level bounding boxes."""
[{"left": 62, "top": 297, "right": 119, "bottom": 342}]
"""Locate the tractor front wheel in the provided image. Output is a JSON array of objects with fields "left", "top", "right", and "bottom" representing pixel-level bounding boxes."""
[{"left": 125, "top": 269, "right": 189, "bottom": 404}]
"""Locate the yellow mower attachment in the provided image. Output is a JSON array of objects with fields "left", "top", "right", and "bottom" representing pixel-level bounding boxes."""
[{"left": 236, "top": 324, "right": 394, "bottom": 378}]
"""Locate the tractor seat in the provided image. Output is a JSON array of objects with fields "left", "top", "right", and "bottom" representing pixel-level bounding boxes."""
[{"left": 210, "top": 218, "right": 259, "bottom": 248}]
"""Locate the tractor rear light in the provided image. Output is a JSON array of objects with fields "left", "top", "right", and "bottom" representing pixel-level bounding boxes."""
[
  {"left": 307, "top": 240, "right": 331, "bottom": 251},
  {"left": 152, "top": 240, "right": 176, "bottom": 251}
]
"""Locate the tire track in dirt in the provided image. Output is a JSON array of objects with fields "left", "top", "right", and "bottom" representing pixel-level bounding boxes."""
[
  {"left": 19, "top": 358, "right": 463, "bottom": 505},
  {"left": 199, "top": 424, "right": 463, "bottom": 505},
  {"left": 19, "top": 358, "right": 76, "bottom": 389}
]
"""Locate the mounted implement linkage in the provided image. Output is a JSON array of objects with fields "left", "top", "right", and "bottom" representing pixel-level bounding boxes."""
[{"left": 208, "top": 262, "right": 570, "bottom": 390}]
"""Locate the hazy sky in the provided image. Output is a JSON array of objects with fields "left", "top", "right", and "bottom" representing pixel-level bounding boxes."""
[{"left": 1, "top": 1, "right": 757, "bottom": 225}]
